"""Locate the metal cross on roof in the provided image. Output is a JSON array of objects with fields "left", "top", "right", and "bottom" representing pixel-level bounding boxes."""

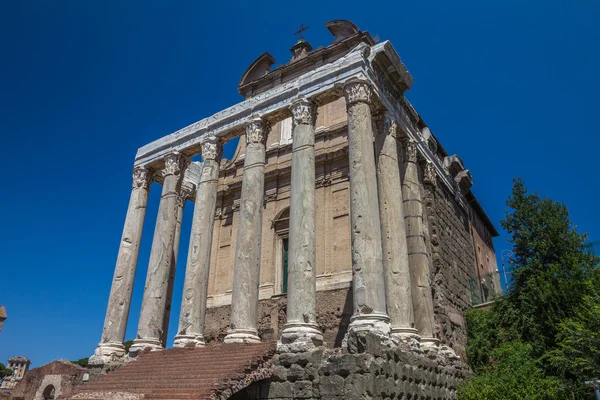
[{"left": 294, "top": 24, "right": 309, "bottom": 40}]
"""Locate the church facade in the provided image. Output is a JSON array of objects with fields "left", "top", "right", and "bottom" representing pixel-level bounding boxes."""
[{"left": 82, "top": 20, "right": 497, "bottom": 399}]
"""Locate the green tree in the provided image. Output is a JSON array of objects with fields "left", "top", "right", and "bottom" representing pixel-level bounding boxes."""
[
  {"left": 499, "top": 178, "right": 598, "bottom": 355},
  {"left": 70, "top": 358, "right": 89, "bottom": 367},
  {"left": 458, "top": 342, "right": 565, "bottom": 400},
  {"left": 0, "top": 363, "right": 13, "bottom": 379},
  {"left": 461, "top": 178, "right": 600, "bottom": 399}
]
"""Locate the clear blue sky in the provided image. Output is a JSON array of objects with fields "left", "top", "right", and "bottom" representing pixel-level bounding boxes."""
[{"left": 1, "top": 0, "right": 599, "bottom": 367}]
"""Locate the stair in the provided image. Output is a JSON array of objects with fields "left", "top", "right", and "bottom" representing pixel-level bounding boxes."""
[{"left": 70, "top": 342, "right": 275, "bottom": 400}]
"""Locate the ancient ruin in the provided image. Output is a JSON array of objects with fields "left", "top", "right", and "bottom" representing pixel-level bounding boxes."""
[
  {"left": 1, "top": 357, "right": 30, "bottom": 391},
  {"left": 74, "top": 19, "right": 497, "bottom": 400}
]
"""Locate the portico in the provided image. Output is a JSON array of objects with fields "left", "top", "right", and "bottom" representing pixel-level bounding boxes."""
[{"left": 90, "top": 20, "right": 464, "bottom": 364}]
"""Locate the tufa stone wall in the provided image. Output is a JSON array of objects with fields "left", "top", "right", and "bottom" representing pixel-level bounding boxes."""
[
  {"left": 228, "top": 332, "right": 468, "bottom": 400},
  {"left": 423, "top": 179, "right": 476, "bottom": 358}
]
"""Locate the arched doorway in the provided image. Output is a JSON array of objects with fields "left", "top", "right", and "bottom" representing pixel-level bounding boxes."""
[{"left": 42, "top": 385, "right": 55, "bottom": 400}]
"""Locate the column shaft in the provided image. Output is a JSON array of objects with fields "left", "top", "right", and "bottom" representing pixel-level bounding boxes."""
[
  {"left": 375, "top": 114, "right": 418, "bottom": 341},
  {"left": 130, "top": 152, "right": 188, "bottom": 354},
  {"left": 402, "top": 140, "right": 438, "bottom": 347},
  {"left": 90, "top": 167, "right": 151, "bottom": 365},
  {"left": 224, "top": 119, "right": 268, "bottom": 343},
  {"left": 344, "top": 80, "right": 390, "bottom": 335},
  {"left": 279, "top": 99, "right": 322, "bottom": 352},
  {"left": 160, "top": 180, "right": 194, "bottom": 347},
  {"left": 175, "top": 138, "right": 222, "bottom": 348}
]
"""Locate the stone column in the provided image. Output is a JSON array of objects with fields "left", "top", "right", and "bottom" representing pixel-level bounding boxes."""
[
  {"left": 89, "top": 166, "right": 152, "bottom": 365},
  {"left": 174, "top": 137, "right": 222, "bottom": 348},
  {"left": 374, "top": 114, "right": 419, "bottom": 342},
  {"left": 402, "top": 140, "right": 438, "bottom": 348},
  {"left": 161, "top": 179, "right": 195, "bottom": 347},
  {"left": 278, "top": 98, "right": 323, "bottom": 352},
  {"left": 343, "top": 79, "right": 390, "bottom": 336},
  {"left": 130, "top": 152, "right": 189, "bottom": 355},
  {"left": 224, "top": 118, "right": 269, "bottom": 343}
]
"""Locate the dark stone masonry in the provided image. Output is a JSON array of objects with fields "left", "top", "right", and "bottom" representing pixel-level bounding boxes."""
[{"left": 230, "top": 332, "right": 467, "bottom": 400}]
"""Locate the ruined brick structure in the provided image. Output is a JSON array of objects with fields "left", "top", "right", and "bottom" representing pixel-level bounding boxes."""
[{"left": 72, "top": 19, "right": 498, "bottom": 400}]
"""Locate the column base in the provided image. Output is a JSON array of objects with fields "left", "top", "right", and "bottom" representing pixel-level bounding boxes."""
[
  {"left": 173, "top": 334, "right": 206, "bottom": 348},
  {"left": 277, "top": 322, "right": 323, "bottom": 353},
  {"left": 420, "top": 337, "right": 440, "bottom": 358},
  {"left": 391, "top": 327, "right": 420, "bottom": 342},
  {"left": 223, "top": 329, "right": 261, "bottom": 344},
  {"left": 128, "top": 337, "right": 164, "bottom": 359},
  {"left": 88, "top": 342, "right": 126, "bottom": 366},
  {"left": 348, "top": 312, "right": 391, "bottom": 336}
]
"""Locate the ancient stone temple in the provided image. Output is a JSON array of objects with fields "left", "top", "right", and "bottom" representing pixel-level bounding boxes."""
[{"left": 78, "top": 20, "right": 497, "bottom": 400}]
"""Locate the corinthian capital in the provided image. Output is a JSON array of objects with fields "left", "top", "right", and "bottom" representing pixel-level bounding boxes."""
[
  {"left": 245, "top": 118, "right": 269, "bottom": 145},
  {"left": 162, "top": 152, "right": 189, "bottom": 178},
  {"left": 289, "top": 98, "right": 316, "bottom": 128},
  {"left": 202, "top": 137, "right": 223, "bottom": 162},
  {"left": 343, "top": 79, "right": 372, "bottom": 107},
  {"left": 404, "top": 139, "right": 418, "bottom": 163},
  {"left": 132, "top": 166, "right": 152, "bottom": 190}
]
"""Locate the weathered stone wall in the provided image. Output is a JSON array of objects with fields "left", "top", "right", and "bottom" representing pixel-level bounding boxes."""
[
  {"left": 9, "top": 361, "right": 92, "bottom": 400},
  {"left": 205, "top": 287, "right": 353, "bottom": 348},
  {"left": 228, "top": 332, "right": 468, "bottom": 400},
  {"left": 423, "top": 181, "right": 476, "bottom": 358}
]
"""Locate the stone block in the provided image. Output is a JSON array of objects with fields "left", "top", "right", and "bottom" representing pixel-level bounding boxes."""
[
  {"left": 319, "top": 374, "right": 345, "bottom": 396},
  {"left": 278, "top": 352, "right": 300, "bottom": 367},
  {"left": 337, "top": 354, "right": 358, "bottom": 377},
  {"left": 267, "top": 382, "right": 293, "bottom": 398},
  {"left": 293, "top": 380, "right": 315, "bottom": 399},
  {"left": 355, "top": 353, "right": 375, "bottom": 373},
  {"left": 271, "top": 365, "right": 288, "bottom": 382},
  {"left": 343, "top": 373, "right": 371, "bottom": 396},
  {"left": 287, "top": 364, "right": 307, "bottom": 382},
  {"left": 297, "top": 348, "right": 324, "bottom": 366}
]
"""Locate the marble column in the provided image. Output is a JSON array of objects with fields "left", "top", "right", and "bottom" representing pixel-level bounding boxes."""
[
  {"left": 174, "top": 137, "right": 222, "bottom": 348},
  {"left": 278, "top": 98, "right": 323, "bottom": 352},
  {"left": 402, "top": 140, "right": 438, "bottom": 348},
  {"left": 374, "top": 113, "right": 419, "bottom": 342},
  {"left": 343, "top": 79, "right": 390, "bottom": 336},
  {"left": 130, "top": 152, "right": 189, "bottom": 355},
  {"left": 224, "top": 118, "right": 269, "bottom": 343},
  {"left": 160, "top": 179, "right": 195, "bottom": 347},
  {"left": 89, "top": 166, "right": 152, "bottom": 365}
]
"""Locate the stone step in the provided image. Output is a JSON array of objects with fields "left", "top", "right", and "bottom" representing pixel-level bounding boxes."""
[
  {"left": 70, "top": 342, "right": 276, "bottom": 400},
  {"left": 79, "top": 382, "right": 219, "bottom": 391}
]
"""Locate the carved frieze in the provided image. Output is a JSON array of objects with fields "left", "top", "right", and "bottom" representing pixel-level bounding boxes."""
[
  {"left": 289, "top": 98, "right": 316, "bottom": 128},
  {"left": 343, "top": 80, "right": 372, "bottom": 107},
  {"left": 132, "top": 166, "right": 152, "bottom": 190},
  {"left": 245, "top": 118, "right": 269, "bottom": 144}
]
